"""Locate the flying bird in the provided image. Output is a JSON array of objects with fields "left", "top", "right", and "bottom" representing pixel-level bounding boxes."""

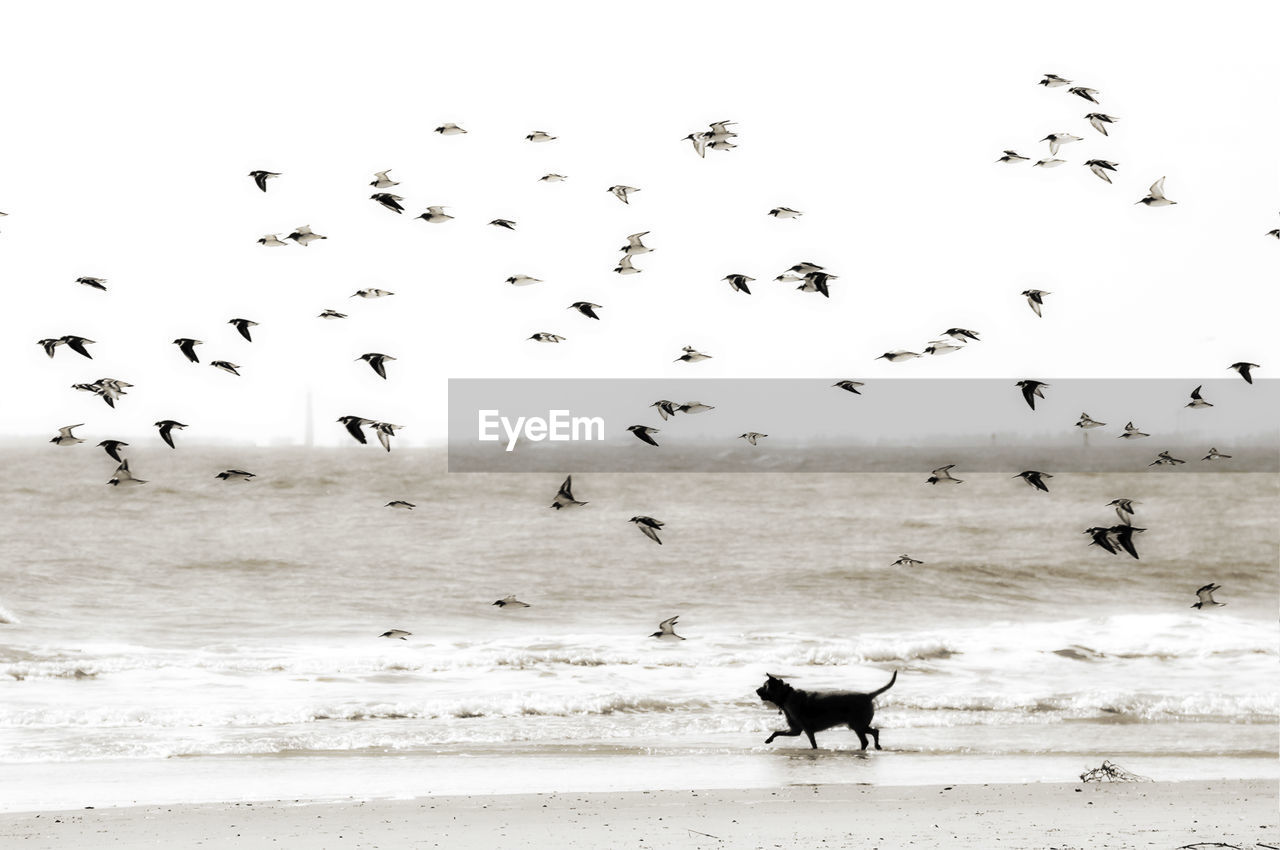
[
  {"left": 551, "top": 475, "right": 587, "bottom": 510},
  {"left": 1110, "top": 525, "right": 1144, "bottom": 559},
  {"left": 798, "top": 271, "right": 836, "bottom": 298},
  {"left": 417, "top": 206, "right": 454, "bottom": 223},
  {"left": 1228, "top": 362, "right": 1259, "bottom": 384},
  {"left": 682, "top": 132, "right": 708, "bottom": 158},
  {"left": 996, "top": 150, "right": 1029, "bottom": 164},
  {"left": 1185, "top": 385, "right": 1213, "bottom": 409},
  {"left": 215, "top": 469, "right": 256, "bottom": 481},
  {"left": 1191, "top": 584, "right": 1225, "bottom": 609},
  {"left": 650, "top": 615, "right": 684, "bottom": 639},
  {"left": 434, "top": 123, "right": 467, "bottom": 135},
  {"left": 1202, "top": 447, "right": 1232, "bottom": 461},
  {"left": 493, "top": 595, "right": 531, "bottom": 608},
  {"left": 1014, "top": 470, "right": 1052, "bottom": 492},
  {"left": 337, "top": 416, "right": 374, "bottom": 445},
  {"left": 379, "top": 629, "right": 411, "bottom": 640},
  {"left": 1033, "top": 158, "right": 1066, "bottom": 169},
  {"left": 248, "top": 170, "right": 280, "bottom": 192},
  {"left": 1085, "top": 159, "right": 1119, "bottom": 184},
  {"left": 526, "top": 131, "right": 556, "bottom": 143},
  {"left": 76, "top": 277, "right": 108, "bottom": 290},
  {"left": 370, "top": 193, "right": 405, "bottom": 214},
  {"left": 620, "top": 232, "right": 652, "bottom": 255},
  {"left": 385, "top": 501, "right": 415, "bottom": 510},
  {"left": 892, "top": 555, "right": 924, "bottom": 567},
  {"left": 371, "top": 421, "right": 403, "bottom": 452},
  {"left": 97, "top": 440, "right": 127, "bottom": 463},
  {"left": 210, "top": 361, "right": 240, "bottom": 376},
  {"left": 55, "top": 335, "right": 95, "bottom": 359},
  {"left": 608, "top": 185, "right": 639, "bottom": 204},
  {"left": 319, "top": 309, "right": 348, "bottom": 319},
  {"left": 1076, "top": 412, "right": 1106, "bottom": 429},
  {"left": 1017, "top": 380, "right": 1049, "bottom": 410},
  {"left": 923, "top": 341, "right": 962, "bottom": 356},
  {"left": 257, "top": 234, "right": 287, "bottom": 247},
  {"left": 1022, "top": 289, "right": 1050, "bottom": 317},
  {"left": 489, "top": 219, "right": 517, "bottom": 230},
  {"left": 627, "top": 425, "right": 660, "bottom": 446},
  {"left": 287, "top": 225, "right": 327, "bottom": 246},
  {"left": 506, "top": 275, "right": 542, "bottom": 286},
  {"left": 1085, "top": 526, "right": 1118, "bottom": 555},
  {"left": 926, "top": 464, "right": 963, "bottom": 485},
  {"left": 1106, "top": 499, "right": 1140, "bottom": 524},
  {"left": 357, "top": 353, "right": 395, "bottom": 379},
  {"left": 739, "top": 432, "right": 767, "bottom": 446},
  {"left": 155, "top": 420, "right": 186, "bottom": 449},
  {"left": 1085, "top": 113, "right": 1119, "bottom": 135},
  {"left": 630, "top": 516, "right": 665, "bottom": 545},
  {"left": 369, "top": 170, "right": 399, "bottom": 189},
  {"left": 539, "top": 174, "right": 568, "bottom": 183},
  {"left": 943, "top": 328, "right": 981, "bottom": 342},
  {"left": 528, "top": 333, "right": 566, "bottom": 343},
  {"left": 107, "top": 459, "right": 146, "bottom": 488},
  {"left": 833, "top": 380, "right": 865, "bottom": 395},
  {"left": 1038, "top": 74, "right": 1072, "bottom": 87},
  {"left": 351, "top": 289, "right": 394, "bottom": 299},
  {"left": 614, "top": 256, "right": 641, "bottom": 275},
  {"left": 1137, "top": 177, "right": 1176, "bottom": 207},
  {"left": 173, "top": 338, "right": 202, "bottom": 363},
  {"left": 650, "top": 400, "right": 678, "bottom": 421},
  {"left": 228, "top": 318, "right": 258, "bottom": 341},
  {"left": 1067, "top": 86, "right": 1100, "bottom": 103},
  {"left": 569, "top": 302, "right": 602, "bottom": 319},
  {"left": 723, "top": 274, "right": 754, "bottom": 295},
  {"left": 768, "top": 207, "right": 802, "bottom": 219},
  {"left": 50, "top": 424, "right": 84, "bottom": 446},
  {"left": 37, "top": 338, "right": 63, "bottom": 358},
  {"left": 677, "top": 402, "right": 714, "bottom": 414},
  {"left": 1148, "top": 451, "right": 1186, "bottom": 466},
  {"left": 876, "top": 350, "right": 921, "bottom": 363},
  {"left": 674, "top": 346, "right": 711, "bottom": 363},
  {"left": 1041, "top": 133, "right": 1082, "bottom": 155},
  {"left": 1119, "top": 422, "right": 1149, "bottom": 439}
]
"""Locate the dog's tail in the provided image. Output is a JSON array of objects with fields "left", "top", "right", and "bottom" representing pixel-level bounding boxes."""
[{"left": 869, "top": 670, "right": 897, "bottom": 698}]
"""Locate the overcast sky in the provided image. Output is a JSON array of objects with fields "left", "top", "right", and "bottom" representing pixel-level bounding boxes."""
[{"left": 3, "top": 2, "right": 1277, "bottom": 446}]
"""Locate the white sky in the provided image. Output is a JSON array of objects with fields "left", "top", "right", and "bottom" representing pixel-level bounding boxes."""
[{"left": 2, "top": 1, "right": 1277, "bottom": 445}]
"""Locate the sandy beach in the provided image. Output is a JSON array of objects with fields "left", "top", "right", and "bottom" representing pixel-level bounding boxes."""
[{"left": 2, "top": 780, "right": 1274, "bottom": 849}]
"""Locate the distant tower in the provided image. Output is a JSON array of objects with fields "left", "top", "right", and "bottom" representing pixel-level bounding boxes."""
[{"left": 304, "top": 390, "right": 315, "bottom": 448}]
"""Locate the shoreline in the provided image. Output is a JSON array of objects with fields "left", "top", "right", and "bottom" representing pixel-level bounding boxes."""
[{"left": 2, "top": 779, "right": 1274, "bottom": 849}]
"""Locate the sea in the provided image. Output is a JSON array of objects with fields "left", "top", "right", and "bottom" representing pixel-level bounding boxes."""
[{"left": 1, "top": 447, "right": 1276, "bottom": 812}]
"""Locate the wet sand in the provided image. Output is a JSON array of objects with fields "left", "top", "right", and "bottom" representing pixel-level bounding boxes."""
[{"left": 1, "top": 779, "right": 1274, "bottom": 849}]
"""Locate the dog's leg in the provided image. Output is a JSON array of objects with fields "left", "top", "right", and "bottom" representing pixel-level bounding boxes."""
[
  {"left": 765, "top": 728, "right": 803, "bottom": 745},
  {"left": 805, "top": 729, "right": 817, "bottom": 749},
  {"left": 869, "top": 726, "right": 881, "bottom": 750},
  {"left": 853, "top": 728, "right": 869, "bottom": 750}
]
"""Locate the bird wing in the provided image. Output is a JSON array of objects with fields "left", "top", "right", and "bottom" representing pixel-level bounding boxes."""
[
  {"left": 658, "top": 616, "right": 678, "bottom": 631},
  {"left": 557, "top": 476, "right": 575, "bottom": 501},
  {"left": 1148, "top": 178, "right": 1167, "bottom": 200}
]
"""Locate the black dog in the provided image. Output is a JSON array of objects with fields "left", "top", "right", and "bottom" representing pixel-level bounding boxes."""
[{"left": 756, "top": 671, "right": 897, "bottom": 750}]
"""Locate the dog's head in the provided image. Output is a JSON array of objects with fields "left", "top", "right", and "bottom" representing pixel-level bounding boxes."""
[{"left": 756, "top": 673, "right": 794, "bottom": 708}]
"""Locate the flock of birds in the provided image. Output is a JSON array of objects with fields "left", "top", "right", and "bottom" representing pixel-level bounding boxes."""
[{"left": 24, "top": 87, "right": 1262, "bottom": 643}]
